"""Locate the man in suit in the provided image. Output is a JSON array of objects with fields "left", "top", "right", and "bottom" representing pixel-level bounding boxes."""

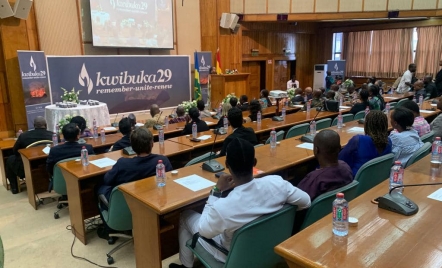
[
  {"left": 182, "top": 107, "right": 209, "bottom": 135},
  {"left": 111, "top": 117, "right": 132, "bottom": 151},
  {"left": 238, "top": 95, "right": 249, "bottom": 111},
  {"left": 5, "top": 116, "right": 53, "bottom": 194},
  {"left": 291, "top": 88, "right": 304, "bottom": 104},
  {"left": 424, "top": 75, "right": 438, "bottom": 98},
  {"left": 218, "top": 107, "right": 258, "bottom": 156},
  {"left": 144, "top": 104, "right": 167, "bottom": 128},
  {"left": 46, "top": 123, "right": 94, "bottom": 177}
]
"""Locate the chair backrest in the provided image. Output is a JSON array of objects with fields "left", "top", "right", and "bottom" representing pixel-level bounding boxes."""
[
  {"left": 285, "top": 123, "right": 309, "bottom": 139},
  {"left": 185, "top": 152, "right": 215, "bottom": 167},
  {"left": 265, "top": 130, "right": 285, "bottom": 144},
  {"left": 254, "top": 144, "right": 264, "bottom": 148},
  {"left": 388, "top": 102, "right": 397, "bottom": 109},
  {"left": 354, "top": 153, "right": 395, "bottom": 195},
  {"left": 224, "top": 204, "right": 297, "bottom": 268},
  {"left": 300, "top": 181, "right": 359, "bottom": 230},
  {"left": 53, "top": 157, "right": 79, "bottom": 195},
  {"left": 353, "top": 111, "right": 365, "bottom": 120},
  {"left": 421, "top": 130, "right": 435, "bottom": 144},
  {"left": 396, "top": 98, "right": 408, "bottom": 107},
  {"left": 331, "top": 114, "right": 353, "bottom": 126},
  {"left": 405, "top": 142, "right": 431, "bottom": 168},
  {"left": 315, "top": 118, "right": 332, "bottom": 131},
  {"left": 26, "top": 140, "right": 52, "bottom": 148},
  {"left": 102, "top": 186, "right": 132, "bottom": 231}
]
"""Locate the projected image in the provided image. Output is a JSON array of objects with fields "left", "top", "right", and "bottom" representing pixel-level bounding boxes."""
[{"left": 90, "top": 0, "right": 173, "bottom": 49}]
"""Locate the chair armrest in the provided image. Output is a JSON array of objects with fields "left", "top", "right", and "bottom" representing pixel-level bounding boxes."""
[
  {"left": 191, "top": 232, "right": 229, "bottom": 256},
  {"left": 98, "top": 194, "right": 109, "bottom": 209}
]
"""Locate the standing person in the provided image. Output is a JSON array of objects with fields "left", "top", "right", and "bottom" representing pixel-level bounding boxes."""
[
  {"left": 424, "top": 76, "right": 438, "bottom": 98},
  {"left": 259, "top": 89, "right": 272, "bottom": 108},
  {"left": 396, "top": 63, "right": 416, "bottom": 93},
  {"left": 169, "top": 138, "right": 311, "bottom": 268},
  {"left": 325, "top": 71, "right": 335, "bottom": 91},
  {"left": 182, "top": 107, "right": 209, "bottom": 135},
  {"left": 436, "top": 60, "right": 442, "bottom": 96},
  {"left": 368, "top": 85, "right": 385, "bottom": 111},
  {"left": 238, "top": 95, "right": 249, "bottom": 111},
  {"left": 5, "top": 116, "right": 53, "bottom": 194},
  {"left": 339, "top": 111, "right": 392, "bottom": 176},
  {"left": 287, "top": 74, "right": 300, "bottom": 89}
]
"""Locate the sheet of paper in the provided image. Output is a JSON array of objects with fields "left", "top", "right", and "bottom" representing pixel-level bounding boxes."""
[
  {"left": 90, "top": 157, "right": 117, "bottom": 168},
  {"left": 347, "top": 127, "right": 365, "bottom": 133},
  {"left": 135, "top": 123, "right": 144, "bottom": 127},
  {"left": 431, "top": 103, "right": 437, "bottom": 107},
  {"left": 198, "top": 135, "right": 212, "bottom": 141},
  {"left": 174, "top": 175, "right": 216, "bottom": 192},
  {"left": 427, "top": 188, "right": 442, "bottom": 201},
  {"left": 296, "top": 143, "right": 314, "bottom": 150},
  {"left": 42, "top": 146, "right": 50, "bottom": 155},
  {"left": 204, "top": 121, "right": 216, "bottom": 126},
  {"left": 420, "top": 110, "right": 434, "bottom": 114},
  {"left": 339, "top": 106, "right": 351, "bottom": 109},
  {"left": 103, "top": 127, "right": 117, "bottom": 131},
  {"left": 292, "top": 105, "right": 304, "bottom": 108}
]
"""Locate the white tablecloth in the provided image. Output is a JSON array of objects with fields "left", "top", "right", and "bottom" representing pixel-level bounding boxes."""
[{"left": 45, "top": 103, "right": 111, "bottom": 132}]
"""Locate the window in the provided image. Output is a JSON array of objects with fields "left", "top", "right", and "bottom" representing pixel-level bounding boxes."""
[
  {"left": 412, "top": 27, "right": 418, "bottom": 61},
  {"left": 332, "top": 32, "right": 343, "bottom": 60}
]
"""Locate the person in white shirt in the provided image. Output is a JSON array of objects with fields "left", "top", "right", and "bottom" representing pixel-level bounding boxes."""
[
  {"left": 170, "top": 138, "right": 311, "bottom": 268},
  {"left": 397, "top": 63, "right": 416, "bottom": 93},
  {"left": 287, "top": 75, "right": 300, "bottom": 89}
]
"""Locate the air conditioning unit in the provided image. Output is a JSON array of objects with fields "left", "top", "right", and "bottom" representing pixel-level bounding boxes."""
[{"left": 313, "top": 64, "right": 327, "bottom": 89}]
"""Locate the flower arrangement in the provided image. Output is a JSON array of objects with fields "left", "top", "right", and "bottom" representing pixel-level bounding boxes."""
[
  {"left": 287, "top": 88, "right": 296, "bottom": 99},
  {"left": 57, "top": 114, "right": 74, "bottom": 134},
  {"left": 341, "top": 79, "right": 354, "bottom": 88},
  {"left": 61, "top": 87, "right": 81, "bottom": 103},
  {"left": 180, "top": 100, "right": 197, "bottom": 113},
  {"left": 223, "top": 93, "right": 236, "bottom": 104}
]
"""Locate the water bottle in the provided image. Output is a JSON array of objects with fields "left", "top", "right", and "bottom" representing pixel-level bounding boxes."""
[
  {"left": 431, "top": 137, "right": 442, "bottom": 166},
  {"left": 339, "top": 96, "right": 343, "bottom": 107},
  {"left": 282, "top": 107, "right": 286, "bottom": 119},
  {"left": 270, "top": 128, "right": 277, "bottom": 149},
  {"left": 16, "top": 128, "right": 23, "bottom": 138},
  {"left": 337, "top": 112, "right": 343, "bottom": 129},
  {"left": 217, "top": 104, "right": 222, "bottom": 116},
  {"left": 164, "top": 116, "right": 169, "bottom": 128},
  {"left": 52, "top": 133, "right": 58, "bottom": 146},
  {"left": 81, "top": 146, "right": 89, "bottom": 166},
  {"left": 156, "top": 160, "right": 166, "bottom": 187},
  {"left": 385, "top": 102, "right": 390, "bottom": 115},
  {"left": 159, "top": 129, "right": 165, "bottom": 144},
  {"left": 332, "top": 193, "right": 349, "bottom": 236},
  {"left": 306, "top": 101, "right": 311, "bottom": 113},
  {"left": 100, "top": 129, "right": 105, "bottom": 142},
  {"left": 257, "top": 111, "right": 262, "bottom": 124},
  {"left": 310, "top": 120, "right": 316, "bottom": 135},
  {"left": 93, "top": 126, "right": 98, "bottom": 139},
  {"left": 223, "top": 116, "right": 228, "bottom": 131},
  {"left": 419, "top": 95, "right": 423, "bottom": 107},
  {"left": 304, "top": 95, "right": 308, "bottom": 102},
  {"left": 389, "top": 161, "right": 404, "bottom": 194},
  {"left": 192, "top": 122, "right": 197, "bottom": 139},
  {"left": 364, "top": 106, "right": 370, "bottom": 119},
  {"left": 93, "top": 118, "right": 97, "bottom": 128}
]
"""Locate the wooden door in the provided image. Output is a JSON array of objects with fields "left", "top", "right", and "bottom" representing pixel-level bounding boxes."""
[
  {"left": 242, "top": 61, "right": 262, "bottom": 100},
  {"left": 274, "top": 60, "right": 288, "bottom": 90}
]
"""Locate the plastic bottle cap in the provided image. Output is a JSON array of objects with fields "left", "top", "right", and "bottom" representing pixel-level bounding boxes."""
[
  {"left": 82, "top": 146, "right": 86, "bottom": 149},
  {"left": 436, "top": 137, "right": 441, "bottom": 141},
  {"left": 158, "top": 160, "right": 163, "bottom": 163},
  {"left": 394, "top": 161, "right": 401, "bottom": 165},
  {"left": 349, "top": 217, "right": 358, "bottom": 227},
  {"left": 336, "top": 193, "right": 344, "bottom": 198},
  {"left": 171, "top": 170, "right": 178, "bottom": 175}
]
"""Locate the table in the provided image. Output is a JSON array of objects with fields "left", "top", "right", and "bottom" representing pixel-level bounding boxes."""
[
  {"left": 45, "top": 103, "right": 111, "bottom": 132},
  {"left": 0, "top": 139, "right": 16, "bottom": 190},
  {"left": 382, "top": 91, "right": 414, "bottom": 103},
  {"left": 58, "top": 140, "right": 194, "bottom": 245},
  {"left": 275, "top": 154, "right": 442, "bottom": 268}
]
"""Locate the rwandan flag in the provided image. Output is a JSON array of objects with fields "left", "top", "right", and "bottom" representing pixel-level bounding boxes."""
[{"left": 194, "top": 52, "right": 202, "bottom": 100}]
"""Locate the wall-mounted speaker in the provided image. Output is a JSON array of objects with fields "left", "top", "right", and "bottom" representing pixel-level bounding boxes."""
[
  {"left": 0, "top": 0, "right": 13, "bottom": 19},
  {"left": 13, "top": 0, "right": 33, "bottom": 20},
  {"left": 220, "top": 13, "right": 239, "bottom": 30}
]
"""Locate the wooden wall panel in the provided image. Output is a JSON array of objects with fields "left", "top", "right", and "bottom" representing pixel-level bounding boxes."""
[
  {"left": 295, "top": 34, "right": 314, "bottom": 89},
  {"left": 388, "top": 0, "right": 413, "bottom": 11},
  {"left": 291, "top": 0, "right": 314, "bottom": 13},
  {"left": 268, "top": 0, "right": 291, "bottom": 14},
  {"left": 315, "top": 0, "right": 338, "bottom": 13},
  {"left": 230, "top": 0, "right": 244, "bottom": 13},
  {"left": 176, "top": 0, "right": 201, "bottom": 57},
  {"left": 413, "top": 0, "right": 438, "bottom": 10},
  {"left": 363, "top": 0, "right": 388, "bottom": 11},
  {"left": 439, "top": 0, "right": 442, "bottom": 9},
  {"left": 340, "top": 0, "right": 363, "bottom": 12},
  {"left": 244, "top": 0, "right": 267, "bottom": 14}
]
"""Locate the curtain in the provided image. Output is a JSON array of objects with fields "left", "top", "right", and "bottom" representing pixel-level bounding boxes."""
[
  {"left": 345, "top": 31, "right": 372, "bottom": 77},
  {"left": 415, "top": 26, "right": 442, "bottom": 78}
]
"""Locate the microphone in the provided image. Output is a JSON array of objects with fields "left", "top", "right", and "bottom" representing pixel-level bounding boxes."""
[
  {"left": 377, "top": 182, "right": 442, "bottom": 216},
  {"left": 111, "top": 113, "right": 119, "bottom": 127},
  {"left": 169, "top": 108, "right": 177, "bottom": 118},
  {"left": 202, "top": 128, "right": 225, "bottom": 173},
  {"left": 300, "top": 107, "right": 322, "bottom": 143},
  {"left": 153, "top": 111, "right": 164, "bottom": 130}
]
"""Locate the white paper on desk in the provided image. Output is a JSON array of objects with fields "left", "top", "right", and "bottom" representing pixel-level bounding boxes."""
[
  {"left": 198, "top": 135, "right": 212, "bottom": 141},
  {"left": 42, "top": 146, "right": 50, "bottom": 155},
  {"left": 174, "top": 175, "right": 216, "bottom": 192},
  {"left": 427, "top": 188, "right": 442, "bottom": 201},
  {"left": 420, "top": 110, "right": 434, "bottom": 114},
  {"left": 292, "top": 105, "right": 304, "bottom": 108},
  {"left": 90, "top": 157, "right": 117, "bottom": 168},
  {"left": 296, "top": 143, "right": 314, "bottom": 150},
  {"left": 339, "top": 106, "right": 351, "bottom": 109},
  {"left": 103, "top": 127, "right": 117, "bottom": 131},
  {"left": 135, "top": 123, "right": 144, "bottom": 127},
  {"left": 204, "top": 121, "right": 215, "bottom": 126},
  {"left": 347, "top": 127, "right": 365, "bottom": 133}
]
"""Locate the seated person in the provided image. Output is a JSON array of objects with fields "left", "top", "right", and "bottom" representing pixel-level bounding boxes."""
[
  {"left": 70, "top": 116, "right": 93, "bottom": 138},
  {"left": 5, "top": 116, "right": 53, "bottom": 194},
  {"left": 391, "top": 100, "right": 430, "bottom": 137},
  {"left": 169, "top": 106, "right": 188, "bottom": 124},
  {"left": 111, "top": 118, "right": 132, "bottom": 151},
  {"left": 259, "top": 89, "right": 272, "bottom": 108},
  {"left": 244, "top": 100, "right": 261, "bottom": 123},
  {"left": 339, "top": 111, "right": 392, "bottom": 176},
  {"left": 218, "top": 107, "right": 258, "bottom": 156},
  {"left": 431, "top": 100, "right": 442, "bottom": 138},
  {"left": 127, "top": 113, "right": 137, "bottom": 128},
  {"left": 182, "top": 107, "right": 209, "bottom": 135},
  {"left": 325, "top": 90, "right": 336, "bottom": 101},
  {"left": 291, "top": 88, "right": 304, "bottom": 104},
  {"left": 46, "top": 123, "right": 94, "bottom": 177},
  {"left": 297, "top": 130, "right": 353, "bottom": 201},
  {"left": 350, "top": 89, "right": 370, "bottom": 115},
  {"left": 424, "top": 75, "right": 438, "bottom": 99},
  {"left": 413, "top": 80, "right": 426, "bottom": 100},
  {"left": 389, "top": 107, "right": 424, "bottom": 165},
  {"left": 347, "top": 85, "right": 359, "bottom": 104},
  {"left": 368, "top": 85, "right": 385, "bottom": 111},
  {"left": 304, "top": 87, "right": 313, "bottom": 101},
  {"left": 197, "top": 100, "right": 212, "bottom": 118},
  {"left": 216, "top": 103, "right": 232, "bottom": 128},
  {"left": 238, "top": 95, "right": 249, "bottom": 111},
  {"left": 229, "top": 97, "right": 238, "bottom": 108},
  {"left": 302, "top": 89, "right": 323, "bottom": 111},
  {"left": 330, "top": 84, "right": 340, "bottom": 100},
  {"left": 144, "top": 104, "right": 167, "bottom": 128},
  {"left": 170, "top": 138, "right": 311, "bottom": 268}
]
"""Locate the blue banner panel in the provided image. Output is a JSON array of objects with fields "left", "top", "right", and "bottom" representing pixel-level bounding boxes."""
[
  {"left": 196, "top": 52, "right": 212, "bottom": 104},
  {"left": 47, "top": 55, "right": 190, "bottom": 114},
  {"left": 327, "top": 60, "right": 346, "bottom": 81},
  {"left": 17, "top": 51, "right": 51, "bottom": 129}
]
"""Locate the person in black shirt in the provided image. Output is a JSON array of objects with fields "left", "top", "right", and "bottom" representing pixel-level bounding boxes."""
[
  {"left": 5, "top": 116, "right": 53, "bottom": 194},
  {"left": 219, "top": 107, "right": 258, "bottom": 156},
  {"left": 111, "top": 117, "right": 132, "bottom": 151},
  {"left": 229, "top": 97, "right": 238, "bottom": 107},
  {"left": 239, "top": 95, "right": 249, "bottom": 111},
  {"left": 182, "top": 107, "right": 209, "bottom": 135},
  {"left": 424, "top": 75, "right": 438, "bottom": 98},
  {"left": 245, "top": 100, "right": 262, "bottom": 123},
  {"left": 350, "top": 89, "right": 370, "bottom": 115}
]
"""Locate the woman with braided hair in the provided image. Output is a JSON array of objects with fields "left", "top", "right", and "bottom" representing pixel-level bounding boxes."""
[{"left": 338, "top": 110, "right": 392, "bottom": 176}]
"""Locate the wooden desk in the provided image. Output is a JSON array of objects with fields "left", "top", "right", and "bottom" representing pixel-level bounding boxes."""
[
  {"left": 58, "top": 140, "right": 193, "bottom": 245},
  {"left": 383, "top": 91, "right": 414, "bottom": 103},
  {"left": 0, "top": 139, "right": 15, "bottom": 190},
  {"left": 275, "top": 154, "right": 442, "bottom": 268}
]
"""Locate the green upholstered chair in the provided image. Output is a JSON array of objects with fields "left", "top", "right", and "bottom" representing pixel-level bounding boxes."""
[
  {"left": 353, "top": 111, "right": 366, "bottom": 120},
  {"left": 52, "top": 157, "right": 78, "bottom": 219},
  {"left": 186, "top": 204, "right": 297, "bottom": 268},
  {"left": 396, "top": 98, "right": 409, "bottom": 107},
  {"left": 354, "top": 153, "right": 395, "bottom": 196},
  {"left": 421, "top": 131, "right": 435, "bottom": 144},
  {"left": 331, "top": 114, "right": 354, "bottom": 126},
  {"left": 98, "top": 186, "right": 133, "bottom": 265},
  {"left": 405, "top": 142, "right": 431, "bottom": 168},
  {"left": 185, "top": 152, "right": 216, "bottom": 167},
  {"left": 388, "top": 102, "right": 397, "bottom": 109},
  {"left": 300, "top": 180, "right": 359, "bottom": 230},
  {"left": 265, "top": 130, "right": 285, "bottom": 144},
  {"left": 285, "top": 123, "right": 309, "bottom": 139},
  {"left": 315, "top": 118, "right": 332, "bottom": 131}
]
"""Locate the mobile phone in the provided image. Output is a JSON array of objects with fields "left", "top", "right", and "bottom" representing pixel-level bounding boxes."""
[{"left": 215, "top": 171, "right": 228, "bottom": 178}]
